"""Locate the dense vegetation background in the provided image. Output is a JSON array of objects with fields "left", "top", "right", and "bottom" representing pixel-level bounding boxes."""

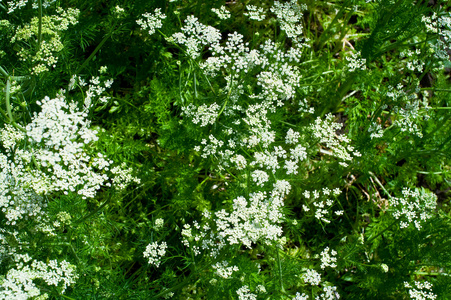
[{"left": 1, "top": 0, "right": 450, "bottom": 299}]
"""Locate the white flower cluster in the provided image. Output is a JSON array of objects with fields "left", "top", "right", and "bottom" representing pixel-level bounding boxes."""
[
  {"left": 212, "top": 261, "right": 239, "bottom": 279},
  {"left": 270, "top": 0, "right": 307, "bottom": 44},
  {"left": 143, "top": 241, "right": 168, "bottom": 267},
  {"left": 181, "top": 220, "right": 226, "bottom": 258},
  {"left": 320, "top": 247, "right": 338, "bottom": 269},
  {"left": 386, "top": 84, "right": 429, "bottom": 138},
  {"left": 390, "top": 187, "right": 437, "bottom": 230},
  {"left": 345, "top": 51, "right": 366, "bottom": 72},
  {"left": 293, "top": 292, "right": 309, "bottom": 300},
  {"left": 0, "top": 254, "right": 78, "bottom": 299},
  {"left": 236, "top": 285, "right": 257, "bottom": 300},
  {"left": 302, "top": 188, "right": 342, "bottom": 224},
  {"left": 256, "top": 40, "right": 304, "bottom": 105},
  {"left": 422, "top": 12, "right": 451, "bottom": 63},
  {"left": 303, "top": 269, "right": 321, "bottom": 285},
  {"left": 311, "top": 114, "right": 361, "bottom": 167},
  {"left": 154, "top": 218, "right": 164, "bottom": 230},
  {"left": 244, "top": 5, "right": 266, "bottom": 21},
  {"left": 251, "top": 170, "right": 269, "bottom": 186},
  {"left": 212, "top": 6, "right": 231, "bottom": 20},
  {"left": 181, "top": 103, "right": 220, "bottom": 127},
  {"left": 69, "top": 71, "right": 114, "bottom": 108},
  {"left": 286, "top": 128, "right": 301, "bottom": 144},
  {"left": 136, "top": 8, "right": 166, "bottom": 36},
  {"left": 6, "top": 0, "right": 56, "bottom": 14},
  {"left": 316, "top": 285, "right": 340, "bottom": 300},
  {"left": 368, "top": 122, "right": 384, "bottom": 139},
  {"left": 11, "top": 7, "right": 80, "bottom": 74},
  {"left": 184, "top": 28, "right": 308, "bottom": 171},
  {"left": 214, "top": 180, "right": 290, "bottom": 248},
  {"left": 399, "top": 49, "right": 425, "bottom": 72},
  {"left": 250, "top": 140, "right": 306, "bottom": 177},
  {"left": 171, "top": 15, "right": 221, "bottom": 59},
  {"left": 0, "top": 96, "right": 139, "bottom": 225},
  {"left": 404, "top": 281, "right": 437, "bottom": 300}
]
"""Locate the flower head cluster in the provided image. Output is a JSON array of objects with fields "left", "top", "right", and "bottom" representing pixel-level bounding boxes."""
[
  {"left": 0, "top": 254, "right": 78, "bottom": 299},
  {"left": 345, "top": 51, "right": 366, "bottom": 72},
  {"left": 214, "top": 188, "right": 285, "bottom": 248},
  {"left": 386, "top": 84, "right": 429, "bottom": 138},
  {"left": 320, "top": 247, "right": 338, "bottom": 269},
  {"left": 303, "top": 269, "right": 321, "bottom": 285},
  {"left": 390, "top": 187, "right": 437, "bottom": 230},
  {"left": 236, "top": 285, "right": 257, "bottom": 300},
  {"left": 69, "top": 71, "right": 114, "bottom": 108},
  {"left": 244, "top": 5, "right": 266, "bottom": 21},
  {"left": 316, "top": 285, "right": 340, "bottom": 300},
  {"left": 136, "top": 8, "right": 166, "bottom": 36},
  {"left": 270, "top": 0, "right": 306, "bottom": 44},
  {"left": 293, "top": 292, "right": 309, "bottom": 300},
  {"left": 212, "top": 6, "right": 231, "bottom": 20},
  {"left": 154, "top": 218, "right": 164, "bottom": 230},
  {"left": 368, "top": 122, "right": 384, "bottom": 139},
  {"left": 212, "top": 261, "right": 239, "bottom": 279},
  {"left": 170, "top": 16, "right": 221, "bottom": 59},
  {"left": 302, "top": 188, "right": 342, "bottom": 224},
  {"left": 6, "top": 0, "right": 56, "bottom": 14},
  {"left": 0, "top": 95, "right": 139, "bottom": 225},
  {"left": 404, "top": 281, "right": 437, "bottom": 300},
  {"left": 311, "top": 114, "right": 361, "bottom": 167},
  {"left": 11, "top": 7, "right": 79, "bottom": 74},
  {"left": 181, "top": 103, "right": 220, "bottom": 127},
  {"left": 399, "top": 49, "right": 425, "bottom": 72},
  {"left": 422, "top": 12, "right": 451, "bottom": 63},
  {"left": 143, "top": 241, "right": 168, "bottom": 267}
]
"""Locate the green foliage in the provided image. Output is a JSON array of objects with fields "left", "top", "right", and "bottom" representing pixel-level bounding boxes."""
[{"left": 1, "top": 0, "right": 450, "bottom": 299}]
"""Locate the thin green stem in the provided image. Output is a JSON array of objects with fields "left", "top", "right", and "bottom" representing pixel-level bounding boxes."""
[
  {"left": 368, "top": 171, "right": 393, "bottom": 200},
  {"left": 366, "top": 220, "right": 398, "bottom": 245},
  {"left": 277, "top": 245, "right": 285, "bottom": 293},
  {"left": 0, "top": 66, "right": 8, "bottom": 77},
  {"left": 316, "top": 0, "right": 352, "bottom": 49},
  {"left": 75, "top": 32, "right": 113, "bottom": 74},
  {"left": 37, "top": 0, "right": 43, "bottom": 51},
  {"left": 5, "top": 77, "right": 13, "bottom": 123},
  {"left": 73, "top": 195, "right": 112, "bottom": 225}
]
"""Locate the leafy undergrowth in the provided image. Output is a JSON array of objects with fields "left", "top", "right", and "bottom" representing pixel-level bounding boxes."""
[{"left": 0, "top": 0, "right": 450, "bottom": 299}]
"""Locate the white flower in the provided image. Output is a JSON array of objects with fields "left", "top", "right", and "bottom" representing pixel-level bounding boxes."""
[
  {"left": 137, "top": 8, "right": 166, "bottom": 36},
  {"left": 154, "top": 218, "right": 164, "bottom": 230},
  {"left": 212, "top": 261, "right": 239, "bottom": 279},
  {"left": 293, "top": 292, "right": 309, "bottom": 300},
  {"left": 404, "top": 281, "right": 437, "bottom": 300},
  {"left": 212, "top": 6, "right": 231, "bottom": 20},
  {"left": 390, "top": 187, "right": 436, "bottom": 230},
  {"left": 303, "top": 269, "right": 321, "bottom": 285},
  {"left": 251, "top": 170, "right": 269, "bottom": 186},
  {"left": 316, "top": 285, "right": 340, "bottom": 300},
  {"left": 236, "top": 285, "right": 257, "bottom": 300},
  {"left": 320, "top": 247, "right": 337, "bottom": 269},
  {"left": 244, "top": 5, "right": 266, "bottom": 21},
  {"left": 143, "top": 241, "right": 168, "bottom": 267},
  {"left": 0, "top": 256, "right": 77, "bottom": 299},
  {"left": 286, "top": 128, "right": 300, "bottom": 144}
]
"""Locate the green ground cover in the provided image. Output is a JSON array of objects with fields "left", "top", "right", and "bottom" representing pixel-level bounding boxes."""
[{"left": 1, "top": 0, "right": 451, "bottom": 299}]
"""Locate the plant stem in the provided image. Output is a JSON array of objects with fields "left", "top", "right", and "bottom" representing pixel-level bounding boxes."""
[
  {"left": 73, "top": 195, "right": 112, "bottom": 225},
  {"left": 37, "top": 0, "right": 43, "bottom": 51},
  {"left": 277, "top": 245, "right": 285, "bottom": 293},
  {"left": 75, "top": 32, "right": 113, "bottom": 74},
  {"left": 368, "top": 171, "right": 393, "bottom": 200}
]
